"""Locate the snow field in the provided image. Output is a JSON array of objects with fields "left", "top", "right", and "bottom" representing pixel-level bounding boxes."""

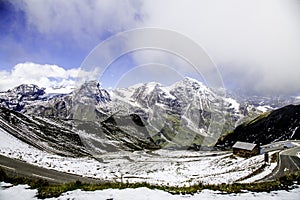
[
  {"left": 1, "top": 182, "right": 300, "bottom": 200},
  {"left": 0, "top": 128, "right": 273, "bottom": 186}
]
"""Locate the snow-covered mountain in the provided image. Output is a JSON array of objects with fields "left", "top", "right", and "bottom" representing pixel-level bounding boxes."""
[
  {"left": 0, "top": 78, "right": 271, "bottom": 152},
  {"left": 1, "top": 81, "right": 112, "bottom": 119},
  {"left": 102, "top": 77, "right": 262, "bottom": 148},
  {"left": 0, "top": 84, "right": 46, "bottom": 111}
]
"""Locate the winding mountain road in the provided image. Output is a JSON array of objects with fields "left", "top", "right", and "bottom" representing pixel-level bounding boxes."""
[
  {"left": 0, "top": 154, "right": 104, "bottom": 184},
  {"left": 263, "top": 146, "right": 300, "bottom": 181}
]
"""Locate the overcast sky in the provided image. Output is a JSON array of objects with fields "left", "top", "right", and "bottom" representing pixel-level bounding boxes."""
[{"left": 0, "top": 0, "right": 300, "bottom": 96}]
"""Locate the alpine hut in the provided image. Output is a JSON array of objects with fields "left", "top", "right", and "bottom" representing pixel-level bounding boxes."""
[{"left": 232, "top": 141, "right": 260, "bottom": 157}]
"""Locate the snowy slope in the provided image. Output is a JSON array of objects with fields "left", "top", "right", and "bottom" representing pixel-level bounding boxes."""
[{"left": 0, "top": 128, "right": 273, "bottom": 187}]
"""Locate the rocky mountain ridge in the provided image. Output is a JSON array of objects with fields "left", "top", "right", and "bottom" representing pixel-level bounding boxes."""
[
  {"left": 0, "top": 84, "right": 46, "bottom": 111},
  {"left": 1, "top": 78, "right": 293, "bottom": 152}
]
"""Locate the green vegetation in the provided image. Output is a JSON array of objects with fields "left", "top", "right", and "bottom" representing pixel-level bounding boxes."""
[
  {"left": 245, "top": 111, "right": 271, "bottom": 126},
  {"left": 217, "top": 130, "right": 233, "bottom": 144},
  {"left": 217, "top": 111, "right": 271, "bottom": 144},
  {"left": 1, "top": 168, "right": 300, "bottom": 199}
]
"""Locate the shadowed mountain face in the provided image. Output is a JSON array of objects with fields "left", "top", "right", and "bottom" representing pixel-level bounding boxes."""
[
  {"left": 216, "top": 104, "right": 300, "bottom": 149},
  {"left": 0, "top": 105, "right": 160, "bottom": 156},
  {"left": 0, "top": 106, "right": 88, "bottom": 157}
]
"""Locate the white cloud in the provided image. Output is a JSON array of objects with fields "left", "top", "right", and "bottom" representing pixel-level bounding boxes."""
[
  {"left": 7, "top": 0, "right": 300, "bottom": 95},
  {"left": 138, "top": 0, "right": 300, "bottom": 95},
  {"left": 11, "top": 0, "right": 143, "bottom": 48},
  {"left": 0, "top": 62, "right": 98, "bottom": 93},
  {"left": 115, "top": 63, "right": 184, "bottom": 88},
  {"left": 13, "top": 63, "right": 71, "bottom": 79}
]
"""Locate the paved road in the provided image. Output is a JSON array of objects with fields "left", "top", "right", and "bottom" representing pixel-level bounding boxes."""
[
  {"left": 261, "top": 140, "right": 300, "bottom": 153},
  {"left": 0, "top": 155, "right": 104, "bottom": 184},
  {"left": 263, "top": 146, "right": 300, "bottom": 181}
]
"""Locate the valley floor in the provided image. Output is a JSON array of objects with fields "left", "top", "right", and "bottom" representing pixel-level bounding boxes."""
[{"left": 0, "top": 128, "right": 279, "bottom": 186}]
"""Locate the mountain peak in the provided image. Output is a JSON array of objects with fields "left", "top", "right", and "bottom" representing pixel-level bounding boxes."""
[
  {"left": 168, "top": 77, "right": 209, "bottom": 93},
  {"left": 0, "top": 84, "right": 46, "bottom": 111},
  {"left": 182, "top": 77, "right": 205, "bottom": 86},
  {"left": 73, "top": 80, "right": 111, "bottom": 105},
  {"left": 183, "top": 76, "right": 201, "bottom": 83},
  {"left": 10, "top": 84, "right": 45, "bottom": 95}
]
